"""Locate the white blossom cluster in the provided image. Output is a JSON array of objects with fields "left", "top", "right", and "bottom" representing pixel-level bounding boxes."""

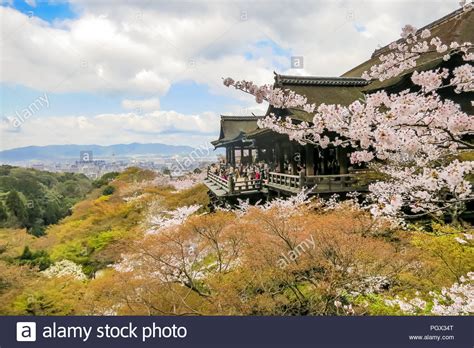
[
  {"left": 385, "top": 272, "right": 474, "bottom": 315},
  {"left": 233, "top": 190, "right": 311, "bottom": 218},
  {"left": 170, "top": 172, "right": 207, "bottom": 192},
  {"left": 146, "top": 204, "right": 201, "bottom": 234},
  {"left": 361, "top": 23, "right": 473, "bottom": 82},
  {"left": 368, "top": 160, "right": 473, "bottom": 218},
  {"left": 430, "top": 272, "right": 474, "bottom": 315},
  {"left": 384, "top": 296, "right": 427, "bottom": 314},
  {"left": 42, "top": 260, "right": 87, "bottom": 281}
]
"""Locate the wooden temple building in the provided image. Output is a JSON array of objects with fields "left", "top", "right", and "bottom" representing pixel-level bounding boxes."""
[{"left": 204, "top": 7, "right": 474, "bottom": 205}]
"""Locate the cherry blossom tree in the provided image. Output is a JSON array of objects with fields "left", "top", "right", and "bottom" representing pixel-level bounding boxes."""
[
  {"left": 42, "top": 260, "right": 87, "bottom": 281},
  {"left": 384, "top": 272, "right": 474, "bottom": 315},
  {"left": 223, "top": 13, "right": 474, "bottom": 223}
]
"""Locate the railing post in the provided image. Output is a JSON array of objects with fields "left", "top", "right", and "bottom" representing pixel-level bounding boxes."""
[
  {"left": 299, "top": 171, "right": 305, "bottom": 189},
  {"left": 228, "top": 175, "right": 234, "bottom": 194}
]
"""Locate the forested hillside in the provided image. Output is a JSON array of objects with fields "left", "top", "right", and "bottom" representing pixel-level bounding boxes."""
[
  {"left": 0, "top": 166, "right": 92, "bottom": 236},
  {"left": 0, "top": 168, "right": 471, "bottom": 316}
]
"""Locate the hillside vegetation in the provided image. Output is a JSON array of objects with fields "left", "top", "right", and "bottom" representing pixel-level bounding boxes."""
[
  {"left": 0, "top": 167, "right": 472, "bottom": 316},
  {"left": 0, "top": 166, "right": 92, "bottom": 236}
]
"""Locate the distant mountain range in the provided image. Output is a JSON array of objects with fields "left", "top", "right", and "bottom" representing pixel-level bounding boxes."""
[{"left": 0, "top": 143, "right": 201, "bottom": 162}]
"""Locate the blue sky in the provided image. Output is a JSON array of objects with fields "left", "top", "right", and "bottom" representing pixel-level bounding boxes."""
[
  {"left": 4, "top": 0, "right": 77, "bottom": 22},
  {"left": 0, "top": 0, "right": 460, "bottom": 149}
]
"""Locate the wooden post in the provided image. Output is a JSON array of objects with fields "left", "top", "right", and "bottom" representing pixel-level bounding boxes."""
[
  {"left": 290, "top": 142, "right": 298, "bottom": 174},
  {"left": 299, "top": 170, "right": 305, "bottom": 189},
  {"left": 228, "top": 175, "right": 234, "bottom": 193},
  {"left": 230, "top": 145, "right": 235, "bottom": 167},
  {"left": 305, "top": 144, "right": 315, "bottom": 176},
  {"left": 276, "top": 143, "right": 284, "bottom": 173},
  {"left": 322, "top": 148, "right": 329, "bottom": 175},
  {"left": 240, "top": 147, "right": 244, "bottom": 164},
  {"left": 337, "top": 147, "right": 349, "bottom": 174}
]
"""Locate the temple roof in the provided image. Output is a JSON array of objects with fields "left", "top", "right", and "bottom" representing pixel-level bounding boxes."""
[
  {"left": 213, "top": 7, "right": 473, "bottom": 146},
  {"left": 268, "top": 73, "right": 367, "bottom": 122},
  {"left": 265, "top": 7, "right": 474, "bottom": 121},
  {"left": 211, "top": 116, "right": 263, "bottom": 148}
]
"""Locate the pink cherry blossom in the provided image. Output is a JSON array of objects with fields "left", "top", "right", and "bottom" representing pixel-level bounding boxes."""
[{"left": 224, "top": 17, "right": 474, "bottom": 222}]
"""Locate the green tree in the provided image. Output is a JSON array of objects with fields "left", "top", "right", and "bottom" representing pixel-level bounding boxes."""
[
  {"left": 5, "top": 190, "right": 26, "bottom": 225},
  {"left": 18, "top": 246, "right": 51, "bottom": 270},
  {"left": 102, "top": 185, "right": 115, "bottom": 196},
  {"left": 0, "top": 201, "right": 8, "bottom": 222},
  {"left": 92, "top": 172, "right": 119, "bottom": 188}
]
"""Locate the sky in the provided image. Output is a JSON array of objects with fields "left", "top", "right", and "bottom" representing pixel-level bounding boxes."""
[{"left": 0, "top": 0, "right": 461, "bottom": 150}]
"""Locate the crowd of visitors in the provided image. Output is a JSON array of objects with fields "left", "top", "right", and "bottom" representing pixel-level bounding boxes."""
[
  {"left": 208, "top": 162, "right": 268, "bottom": 182},
  {"left": 208, "top": 160, "right": 307, "bottom": 183}
]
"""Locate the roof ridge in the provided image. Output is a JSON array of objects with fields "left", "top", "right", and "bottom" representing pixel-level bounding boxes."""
[
  {"left": 276, "top": 74, "right": 367, "bottom": 81},
  {"left": 220, "top": 115, "right": 265, "bottom": 120},
  {"left": 274, "top": 73, "right": 370, "bottom": 86}
]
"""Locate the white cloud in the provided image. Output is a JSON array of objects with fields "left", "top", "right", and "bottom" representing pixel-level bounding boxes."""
[
  {"left": 121, "top": 97, "right": 161, "bottom": 112},
  {"left": 1, "top": 1, "right": 460, "bottom": 95},
  {"left": 0, "top": 0, "right": 462, "bottom": 150},
  {"left": 130, "top": 70, "right": 170, "bottom": 94},
  {"left": 0, "top": 110, "right": 220, "bottom": 150}
]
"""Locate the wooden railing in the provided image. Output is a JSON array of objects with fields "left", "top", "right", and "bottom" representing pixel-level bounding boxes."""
[
  {"left": 267, "top": 172, "right": 365, "bottom": 192},
  {"left": 233, "top": 178, "right": 262, "bottom": 192},
  {"left": 267, "top": 172, "right": 304, "bottom": 190},
  {"left": 208, "top": 170, "right": 366, "bottom": 195},
  {"left": 206, "top": 171, "right": 262, "bottom": 194},
  {"left": 207, "top": 171, "right": 230, "bottom": 191},
  {"left": 304, "top": 174, "right": 360, "bottom": 192}
]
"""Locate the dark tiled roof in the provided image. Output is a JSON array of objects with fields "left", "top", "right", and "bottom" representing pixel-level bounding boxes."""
[
  {"left": 211, "top": 116, "right": 263, "bottom": 147},
  {"left": 275, "top": 74, "right": 370, "bottom": 87},
  {"left": 269, "top": 74, "right": 366, "bottom": 122}
]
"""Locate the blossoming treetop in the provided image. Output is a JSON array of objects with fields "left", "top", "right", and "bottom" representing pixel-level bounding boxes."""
[{"left": 223, "top": 6, "right": 474, "bottom": 223}]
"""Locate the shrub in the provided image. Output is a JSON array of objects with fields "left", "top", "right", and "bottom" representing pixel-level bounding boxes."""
[{"left": 102, "top": 185, "right": 116, "bottom": 196}]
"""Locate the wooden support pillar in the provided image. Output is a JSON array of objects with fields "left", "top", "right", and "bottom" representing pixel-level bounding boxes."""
[
  {"left": 299, "top": 170, "right": 305, "bottom": 189},
  {"left": 249, "top": 148, "right": 253, "bottom": 164},
  {"left": 322, "top": 148, "right": 329, "bottom": 175},
  {"left": 337, "top": 147, "right": 350, "bottom": 174},
  {"left": 305, "top": 144, "right": 315, "bottom": 176},
  {"left": 228, "top": 175, "right": 234, "bottom": 193},
  {"left": 225, "top": 147, "right": 230, "bottom": 164},
  {"left": 290, "top": 142, "right": 298, "bottom": 175},
  {"left": 276, "top": 142, "right": 284, "bottom": 173},
  {"left": 240, "top": 147, "right": 244, "bottom": 164},
  {"left": 314, "top": 147, "right": 321, "bottom": 175}
]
